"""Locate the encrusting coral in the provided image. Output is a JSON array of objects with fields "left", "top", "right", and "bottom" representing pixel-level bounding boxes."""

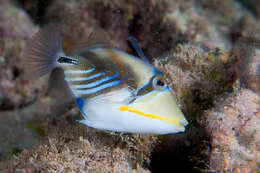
[{"left": 206, "top": 89, "right": 260, "bottom": 172}]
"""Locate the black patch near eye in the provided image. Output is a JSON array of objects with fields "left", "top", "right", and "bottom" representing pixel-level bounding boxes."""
[{"left": 57, "top": 56, "right": 78, "bottom": 65}]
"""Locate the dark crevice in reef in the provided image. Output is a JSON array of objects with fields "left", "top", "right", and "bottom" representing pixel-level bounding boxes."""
[
  {"left": 150, "top": 126, "right": 210, "bottom": 173},
  {"left": 15, "top": 0, "right": 53, "bottom": 25},
  {"left": 149, "top": 32, "right": 244, "bottom": 172},
  {"left": 236, "top": 0, "right": 260, "bottom": 18},
  {"left": 0, "top": 98, "right": 15, "bottom": 111}
]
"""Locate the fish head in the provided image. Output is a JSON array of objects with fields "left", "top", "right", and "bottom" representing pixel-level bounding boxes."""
[{"left": 118, "top": 70, "right": 188, "bottom": 134}]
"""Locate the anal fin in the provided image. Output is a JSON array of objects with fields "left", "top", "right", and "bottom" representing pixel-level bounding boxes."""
[
  {"left": 47, "top": 67, "right": 75, "bottom": 103},
  {"left": 76, "top": 119, "right": 93, "bottom": 127}
]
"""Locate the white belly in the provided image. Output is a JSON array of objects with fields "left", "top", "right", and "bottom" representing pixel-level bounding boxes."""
[{"left": 79, "top": 88, "right": 184, "bottom": 134}]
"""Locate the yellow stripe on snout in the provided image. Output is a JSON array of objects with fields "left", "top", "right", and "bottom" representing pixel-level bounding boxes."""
[{"left": 119, "top": 106, "right": 181, "bottom": 126}]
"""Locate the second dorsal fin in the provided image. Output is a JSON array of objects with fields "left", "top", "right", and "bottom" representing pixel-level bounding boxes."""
[{"left": 127, "top": 36, "right": 150, "bottom": 64}]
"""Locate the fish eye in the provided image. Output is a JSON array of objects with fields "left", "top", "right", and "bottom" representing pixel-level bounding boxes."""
[{"left": 152, "top": 76, "right": 167, "bottom": 90}]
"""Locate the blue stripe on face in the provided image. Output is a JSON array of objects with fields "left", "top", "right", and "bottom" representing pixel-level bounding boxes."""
[
  {"left": 153, "top": 68, "right": 157, "bottom": 75},
  {"left": 64, "top": 67, "right": 96, "bottom": 74},
  {"left": 71, "top": 71, "right": 119, "bottom": 89},
  {"left": 136, "top": 68, "right": 158, "bottom": 95},
  {"left": 136, "top": 68, "right": 166, "bottom": 95},
  {"left": 65, "top": 72, "right": 105, "bottom": 82},
  {"left": 136, "top": 79, "right": 151, "bottom": 96}
]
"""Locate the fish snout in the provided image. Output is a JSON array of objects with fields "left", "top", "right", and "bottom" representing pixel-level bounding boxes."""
[{"left": 121, "top": 90, "right": 188, "bottom": 133}]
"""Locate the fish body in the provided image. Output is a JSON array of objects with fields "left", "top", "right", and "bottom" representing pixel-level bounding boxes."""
[{"left": 24, "top": 25, "right": 188, "bottom": 134}]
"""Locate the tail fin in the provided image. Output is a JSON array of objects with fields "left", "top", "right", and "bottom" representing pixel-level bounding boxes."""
[{"left": 23, "top": 24, "right": 64, "bottom": 80}]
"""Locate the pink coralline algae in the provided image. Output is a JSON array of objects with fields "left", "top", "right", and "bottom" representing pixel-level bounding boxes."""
[{"left": 206, "top": 89, "right": 260, "bottom": 172}]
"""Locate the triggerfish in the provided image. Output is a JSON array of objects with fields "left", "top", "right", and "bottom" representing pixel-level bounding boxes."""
[{"left": 23, "top": 25, "right": 188, "bottom": 134}]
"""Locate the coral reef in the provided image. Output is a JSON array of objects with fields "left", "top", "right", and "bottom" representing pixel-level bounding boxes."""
[
  {"left": 43, "top": 0, "right": 188, "bottom": 58},
  {"left": 0, "top": 2, "right": 44, "bottom": 161},
  {"left": 206, "top": 89, "right": 260, "bottom": 172},
  {"left": 0, "top": 3, "right": 38, "bottom": 110},
  {"left": 0, "top": 116, "right": 153, "bottom": 172}
]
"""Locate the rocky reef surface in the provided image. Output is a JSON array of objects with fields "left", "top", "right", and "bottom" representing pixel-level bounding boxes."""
[{"left": 0, "top": 0, "right": 259, "bottom": 172}]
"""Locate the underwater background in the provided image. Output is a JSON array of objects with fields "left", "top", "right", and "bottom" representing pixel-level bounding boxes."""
[{"left": 0, "top": 0, "right": 259, "bottom": 172}]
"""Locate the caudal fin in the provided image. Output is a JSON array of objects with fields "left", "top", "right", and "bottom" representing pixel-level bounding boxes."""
[{"left": 23, "top": 24, "right": 64, "bottom": 80}]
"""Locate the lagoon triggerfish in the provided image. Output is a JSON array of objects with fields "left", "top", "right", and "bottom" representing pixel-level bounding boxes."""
[{"left": 23, "top": 25, "right": 188, "bottom": 134}]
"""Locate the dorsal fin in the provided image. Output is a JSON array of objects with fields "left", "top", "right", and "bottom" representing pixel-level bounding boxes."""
[
  {"left": 127, "top": 36, "right": 150, "bottom": 64},
  {"left": 63, "top": 28, "right": 111, "bottom": 55}
]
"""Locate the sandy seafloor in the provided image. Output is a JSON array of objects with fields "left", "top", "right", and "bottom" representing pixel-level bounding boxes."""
[{"left": 0, "top": 0, "right": 259, "bottom": 172}]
